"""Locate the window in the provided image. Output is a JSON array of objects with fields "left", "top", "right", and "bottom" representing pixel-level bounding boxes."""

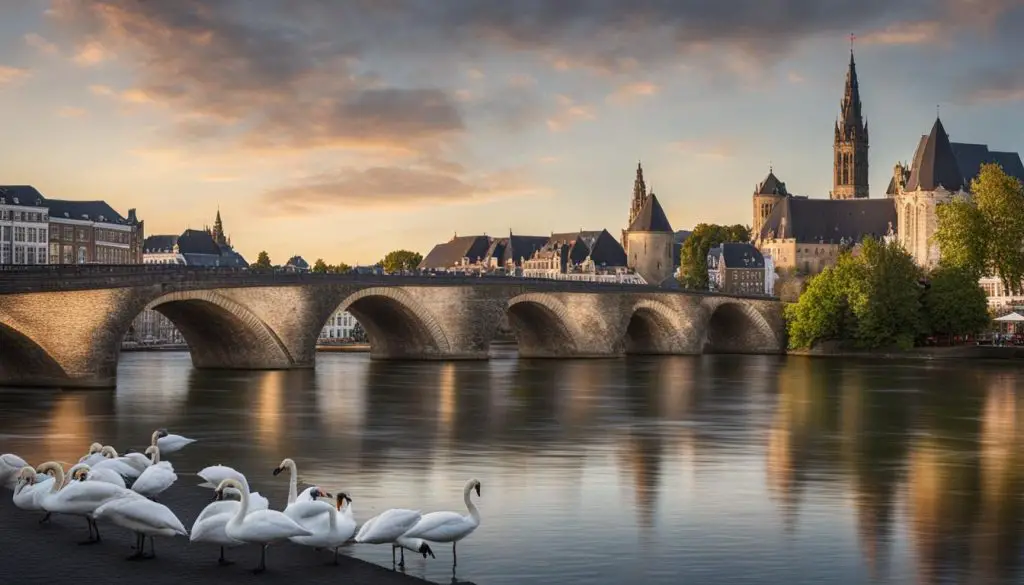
[
  {"left": 63, "top": 226, "right": 73, "bottom": 240},
  {"left": 0, "top": 244, "right": 8, "bottom": 264},
  {"left": 26, "top": 247, "right": 35, "bottom": 264},
  {"left": 27, "top": 228, "right": 36, "bottom": 243},
  {"left": 62, "top": 245, "right": 73, "bottom": 264},
  {"left": 77, "top": 228, "right": 88, "bottom": 241},
  {"left": 0, "top": 226, "right": 9, "bottom": 241},
  {"left": 13, "top": 226, "right": 24, "bottom": 242},
  {"left": 14, "top": 246, "right": 24, "bottom": 264},
  {"left": 49, "top": 243, "right": 59, "bottom": 264},
  {"left": 77, "top": 246, "right": 87, "bottom": 264}
]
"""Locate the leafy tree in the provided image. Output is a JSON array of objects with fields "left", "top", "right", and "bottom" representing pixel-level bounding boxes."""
[
  {"left": 678, "top": 223, "right": 752, "bottom": 289},
  {"left": 330, "top": 263, "right": 351, "bottom": 274},
  {"left": 312, "top": 258, "right": 328, "bottom": 273},
  {"left": 785, "top": 237, "right": 922, "bottom": 350},
  {"left": 921, "top": 265, "right": 990, "bottom": 340},
  {"left": 934, "top": 163, "right": 1024, "bottom": 292},
  {"left": 350, "top": 321, "right": 367, "bottom": 343},
  {"left": 381, "top": 249, "right": 423, "bottom": 273},
  {"left": 254, "top": 251, "right": 272, "bottom": 270}
]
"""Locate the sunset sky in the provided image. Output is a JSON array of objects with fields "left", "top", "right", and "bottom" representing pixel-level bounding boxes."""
[{"left": 1, "top": 1, "right": 1023, "bottom": 265}]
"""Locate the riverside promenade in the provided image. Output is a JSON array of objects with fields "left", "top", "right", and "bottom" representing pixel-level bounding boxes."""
[{"left": 0, "top": 482, "right": 430, "bottom": 585}]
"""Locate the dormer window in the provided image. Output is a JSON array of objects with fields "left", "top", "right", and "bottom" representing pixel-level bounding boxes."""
[
  {"left": 64, "top": 212, "right": 69, "bottom": 218},
  {"left": 13, "top": 197, "right": 18, "bottom": 204}
]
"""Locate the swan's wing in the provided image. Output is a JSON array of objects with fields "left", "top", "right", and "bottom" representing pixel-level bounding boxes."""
[
  {"left": 195, "top": 501, "right": 237, "bottom": 524},
  {"left": 241, "top": 510, "right": 312, "bottom": 540},
  {"left": 285, "top": 500, "right": 334, "bottom": 521},
  {"left": 248, "top": 492, "right": 270, "bottom": 511},
  {"left": 132, "top": 465, "right": 177, "bottom": 495},
  {"left": 196, "top": 465, "right": 244, "bottom": 488},
  {"left": 295, "top": 486, "right": 318, "bottom": 502},
  {"left": 90, "top": 468, "right": 127, "bottom": 488},
  {"left": 98, "top": 497, "right": 187, "bottom": 535},
  {"left": 403, "top": 511, "right": 467, "bottom": 539},
  {"left": 356, "top": 509, "right": 421, "bottom": 543},
  {"left": 354, "top": 514, "right": 378, "bottom": 542},
  {"left": 0, "top": 453, "right": 28, "bottom": 469},
  {"left": 60, "top": 481, "right": 128, "bottom": 504}
]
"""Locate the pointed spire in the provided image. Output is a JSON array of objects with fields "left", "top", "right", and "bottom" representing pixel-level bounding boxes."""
[{"left": 906, "top": 116, "right": 963, "bottom": 192}]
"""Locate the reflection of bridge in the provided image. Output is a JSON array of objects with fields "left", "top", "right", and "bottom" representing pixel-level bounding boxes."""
[{"left": 0, "top": 266, "right": 785, "bottom": 388}]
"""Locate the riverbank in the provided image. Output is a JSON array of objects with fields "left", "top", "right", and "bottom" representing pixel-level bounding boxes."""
[
  {"left": 0, "top": 482, "right": 430, "bottom": 584},
  {"left": 788, "top": 344, "right": 1024, "bottom": 361},
  {"left": 316, "top": 344, "right": 370, "bottom": 352}
]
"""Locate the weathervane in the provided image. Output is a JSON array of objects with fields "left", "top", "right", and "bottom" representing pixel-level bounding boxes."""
[{"left": 850, "top": 32, "right": 856, "bottom": 52}]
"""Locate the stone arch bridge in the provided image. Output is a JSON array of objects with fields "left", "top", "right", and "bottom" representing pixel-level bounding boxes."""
[{"left": 0, "top": 267, "right": 786, "bottom": 388}]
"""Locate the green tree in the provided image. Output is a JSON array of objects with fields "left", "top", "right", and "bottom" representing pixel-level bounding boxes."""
[
  {"left": 312, "top": 258, "right": 328, "bottom": 273},
  {"left": 934, "top": 163, "right": 1024, "bottom": 292},
  {"left": 921, "top": 265, "right": 990, "bottom": 340},
  {"left": 254, "top": 251, "right": 272, "bottom": 270},
  {"left": 330, "top": 263, "right": 351, "bottom": 274},
  {"left": 380, "top": 249, "right": 423, "bottom": 273},
  {"left": 677, "top": 223, "right": 752, "bottom": 288},
  {"left": 785, "top": 237, "right": 923, "bottom": 350}
]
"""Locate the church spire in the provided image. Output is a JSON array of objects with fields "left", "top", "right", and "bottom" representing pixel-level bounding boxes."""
[
  {"left": 629, "top": 161, "right": 648, "bottom": 227},
  {"left": 833, "top": 36, "right": 869, "bottom": 200},
  {"left": 211, "top": 207, "right": 227, "bottom": 246}
]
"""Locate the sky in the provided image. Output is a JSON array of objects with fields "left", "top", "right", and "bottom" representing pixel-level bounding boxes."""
[{"left": 1, "top": 0, "right": 1023, "bottom": 266}]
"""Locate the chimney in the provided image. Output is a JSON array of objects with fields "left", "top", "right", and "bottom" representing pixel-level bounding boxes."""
[{"left": 127, "top": 208, "right": 138, "bottom": 223}]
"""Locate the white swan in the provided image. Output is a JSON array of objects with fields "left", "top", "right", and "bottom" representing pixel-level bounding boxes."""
[
  {"left": 93, "top": 493, "right": 188, "bottom": 560},
  {"left": 118, "top": 449, "right": 153, "bottom": 474},
  {"left": 290, "top": 493, "right": 358, "bottom": 565},
  {"left": 403, "top": 478, "right": 481, "bottom": 567},
  {"left": 197, "top": 464, "right": 246, "bottom": 489},
  {"left": 356, "top": 507, "right": 424, "bottom": 565},
  {"left": 36, "top": 461, "right": 138, "bottom": 544},
  {"left": 151, "top": 428, "right": 196, "bottom": 455},
  {"left": 0, "top": 453, "right": 29, "bottom": 490},
  {"left": 131, "top": 445, "right": 176, "bottom": 499},
  {"left": 191, "top": 487, "right": 270, "bottom": 566},
  {"left": 12, "top": 466, "right": 54, "bottom": 513},
  {"left": 91, "top": 447, "right": 142, "bottom": 481},
  {"left": 78, "top": 443, "right": 106, "bottom": 467},
  {"left": 217, "top": 478, "right": 312, "bottom": 573},
  {"left": 272, "top": 457, "right": 317, "bottom": 504},
  {"left": 68, "top": 463, "right": 127, "bottom": 489}
]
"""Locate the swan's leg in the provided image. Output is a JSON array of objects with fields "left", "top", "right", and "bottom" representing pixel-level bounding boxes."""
[
  {"left": 38, "top": 512, "right": 51, "bottom": 524},
  {"left": 399, "top": 546, "right": 406, "bottom": 568},
  {"left": 392, "top": 545, "right": 396, "bottom": 565},
  {"left": 453, "top": 542, "right": 457, "bottom": 567},
  {"left": 252, "top": 544, "right": 267, "bottom": 574},
  {"left": 78, "top": 517, "right": 99, "bottom": 545},
  {"left": 127, "top": 533, "right": 145, "bottom": 560},
  {"left": 144, "top": 536, "right": 155, "bottom": 559},
  {"left": 93, "top": 519, "right": 102, "bottom": 543},
  {"left": 218, "top": 546, "right": 235, "bottom": 566},
  {"left": 332, "top": 547, "right": 340, "bottom": 566}
]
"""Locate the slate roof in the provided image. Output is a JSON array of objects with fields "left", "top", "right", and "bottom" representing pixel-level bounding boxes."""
[
  {"left": 144, "top": 235, "right": 178, "bottom": 253},
  {"left": 286, "top": 255, "right": 309, "bottom": 269},
  {"left": 755, "top": 171, "right": 789, "bottom": 196},
  {"left": 419, "top": 235, "right": 493, "bottom": 269},
  {"left": 627, "top": 193, "right": 673, "bottom": 232},
  {"left": 709, "top": 243, "right": 765, "bottom": 269},
  {"left": 539, "top": 229, "right": 627, "bottom": 268},
  {"left": 906, "top": 118, "right": 964, "bottom": 192},
  {"left": 898, "top": 120, "right": 1024, "bottom": 194},
  {"left": 759, "top": 197, "right": 897, "bottom": 244},
  {"left": 47, "top": 199, "right": 136, "bottom": 225},
  {"left": 0, "top": 186, "right": 47, "bottom": 207},
  {"left": 176, "top": 229, "right": 221, "bottom": 255},
  {"left": 143, "top": 230, "right": 247, "bottom": 266},
  {"left": 489, "top": 234, "right": 548, "bottom": 266}
]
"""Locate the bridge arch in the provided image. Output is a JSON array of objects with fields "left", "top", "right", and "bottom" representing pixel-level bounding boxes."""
[
  {"left": 623, "top": 299, "right": 692, "bottom": 354},
  {"left": 0, "top": 321, "right": 67, "bottom": 386},
  {"left": 702, "top": 299, "right": 780, "bottom": 354},
  {"left": 506, "top": 293, "right": 581, "bottom": 358},
  {"left": 337, "top": 287, "right": 451, "bottom": 359},
  {"left": 142, "top": 290, "right": 295, "bottom": 369}
]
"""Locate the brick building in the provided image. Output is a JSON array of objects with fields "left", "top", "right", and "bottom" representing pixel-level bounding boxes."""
[{"left": 47, "top": 199, "right": 144, "bottom": 264}]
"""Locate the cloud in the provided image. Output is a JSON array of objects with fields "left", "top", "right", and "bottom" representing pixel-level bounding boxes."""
[
  {"left": 88, "top": 84, "right": 114, "bottom": 96},
  {"left": 24, "top": 33, "right": 59, "bottom": 55},
  {"left": 606, "top": 81, "right": 659, "bottom": 104},
  {"left": 858, "top": 21, "right": 942, "bottom": 46},
  {"left": 72, "top": 40, "right": 112, "bottom": 66},
  {"left": 263, "top": 165, "right": 544, "bottom": 214},
  {"left": 466, "top": 68, "right": 485, "bottom": 80},
  {"left": 546, "top": 95, "right": 596, "bottom": 132},
  {"left": 787, "top": 71, "right": 805, "bottom": 84},
  {"left": 0, "top": 66, "right": 29, "bottom": 87},
  {"left": 56, "top": 106, "right": 87, "bottom": 118},
  {"left": 668, "top": 139, "right": 736, "bottom": 161}
]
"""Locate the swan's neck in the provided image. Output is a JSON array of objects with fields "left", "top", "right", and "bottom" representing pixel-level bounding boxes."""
[
  {"left": 150, "top": 431, "right": 160, "bottom": 447},
  {"left": 464, "top": 485, "right": 480, "bottom": 524},
  {"left": 287, "top": 463, "right": 297, "bottom": 505},
  {"left": 328, "top": 504, "right": 338, "bottom": 530},
  {"left": 150, "top": 449, "right": 160, "bottom": 465},
  {"left": 50, "top": 467, "right": 65, "bottom": 493},
  {"left": 232, "top": 483, "right": 250, "bottom": 525}
]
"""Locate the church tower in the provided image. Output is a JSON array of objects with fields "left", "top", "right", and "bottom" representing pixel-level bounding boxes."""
[
  {"left": 210, "top": 208, "right": 228, "bottom": 247},
  {"left": 623, "top": 162, "right": 649, "bottom": 254},
  {"left": 833, "top": 43, "right": 869, "bottom": 199}
]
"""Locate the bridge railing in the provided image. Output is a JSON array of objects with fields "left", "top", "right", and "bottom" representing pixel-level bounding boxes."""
[{"left": 0, "top": 264, "right": 779, "bottom": 300}]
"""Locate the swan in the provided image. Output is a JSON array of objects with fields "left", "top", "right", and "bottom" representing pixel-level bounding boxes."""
[
  {"left": 151, "top": 428, "right": 196, "bottom": 455},
  {"left": 13, "top": 466, "right": 54, "bottom": 514},
  {"left": 1, "top": 453, "right": 29, "bottom": 490},
  {"left": 130, "top": 445, "right": 176, "bottom": 500},
  {"left": 190, "top": 486, "right": 270, "bottom": 566},
  {"left": 403, "top": 478, "right": 481, "bottom": 567},
  {"left": 290, "top": 493, "right": 358, "bottom": 565},
  {"left": 216, "top": 478, "right": 312, "bottom": 573},
  {"left": 118, "top": 449, "right": 153, "bottom": 474},
  {"left": 78, "top": 443, "right": 106, "bottom": 466},
  {"left": 36, "top": 461, "right": 138, "bottom": 544},
  {"left": 68, "top": 463, "right": 127, "bottom": 489},
  {"left": 91, "top": 447, "right": 142, "bottom": 481},
  {"left": 197, "top": 464, "right": 246, "bottom": 489},
  {"left": 356, "top": 507, "right": 424, "bottom": 565},
  {"left": 272, "top": 458, "right": 317, "bottom": 504},
  {"left": 93, "top": 493, "right": 187, "bottom": 560}
]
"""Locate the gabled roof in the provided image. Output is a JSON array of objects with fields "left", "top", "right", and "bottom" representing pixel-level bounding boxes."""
[
  {"left": 755, "top": 171, "right": 789, "bottom": 196},
  {"left": 906, "top": 118, "right": 964, "bottom": 192},
  {"left": 759, "top": 197, "right": 896, "bottom": 244},
  {"left": 0, "top": 186, "right": 47, "bottom": 207},
  {"left": 538, "top": 229, "right": 627, "bottom": 268},
  {"left": 418, "top": 235, "right": 493, "bottom": 269},
  {"left": 176, "top": 229, "right": 221, "bottom": 255},
  {"left": 503, "top": 235, "right": 548, "bottom": 266},
  {"left": 144, "top": 234, "right": 178, "bottom": 253},
  {"left": 47, "top": 198, "right": 136, "bottom": 225},
  {"left": 950, "top": 142, "right": 1024, "bottom": 187},
  {"left": 627, "top": 193, "right": 673, "bottom": 233},
  {"left": 286, "top": 255, "right": 309, "bottom": 268},
  {"left": 709, "top": 242, "right": 765, "bottom": 269}
]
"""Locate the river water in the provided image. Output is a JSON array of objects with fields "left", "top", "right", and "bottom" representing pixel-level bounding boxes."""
[{"left": 2, "top": 350, "right": 1024, "bottom": 585}]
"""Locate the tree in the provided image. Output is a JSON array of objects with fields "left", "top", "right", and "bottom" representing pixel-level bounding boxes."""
[
  {"left": 329, "top": 263, "right": 351, "bottom": 274},
  {"left": 785, "top": 237, "right": 923, "bottom": 350},
  {"left": 381, "top": 249, "right": 423, "bottom": 274},
  {"left": 350, "top": 321, "right": 367, "bottom": 343},
  {"left": 677, "top": 223, "right": 752, "bottom": 289},
  {"left": 934, "top": 163, "right": 1024, "bottom": 292},
  {"left": 921, "top": 265, "right": 990, "bottom": 340},
  {"left": 312, "top": 258, "right": 328, "bottom": 273},
  {"left": 254, "top": 251, "right": 272, "bottom": 270}
]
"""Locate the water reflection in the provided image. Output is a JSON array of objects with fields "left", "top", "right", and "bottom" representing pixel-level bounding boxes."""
[{"left": 2, "top": 353, "right": 1024, "bottom": 584}]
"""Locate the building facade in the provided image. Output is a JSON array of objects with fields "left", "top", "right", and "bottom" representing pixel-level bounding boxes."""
[
  {"left": 707, "top": 243, "right": 769, "bottom": 295},
  {"left": 319, "top": 309, "right": 360, "bottom": 342},
  {"left": 751, "top": 170, "right": 791, "bottom": 240},
  {"left": 0, "top": 186, "right": 49, "bottom": 265},
  {"left": 419, "top": 233, "right": 549, "bottom": 275},
  {"left": 47, "top": 199, "right": 144, "bottom": 264},
  {"left": 624, "top": 191, "right": 675, "bottom": 286},
  {"left": 832, "top": 50, "right": 869, "bottom": 200}
]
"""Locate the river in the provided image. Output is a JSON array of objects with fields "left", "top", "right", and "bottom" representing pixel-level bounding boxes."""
[{"left": 2, "top": 350, "right": 1023, "bottom": 585}]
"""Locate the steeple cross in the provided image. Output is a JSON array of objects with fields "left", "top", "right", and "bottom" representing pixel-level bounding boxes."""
[{"left": 850, "top": 33, "right": 856, "bottom": 52}]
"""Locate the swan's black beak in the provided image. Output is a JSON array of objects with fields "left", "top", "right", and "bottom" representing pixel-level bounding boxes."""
[
  {"left": 475, "top": 483, "right": 481, "bottom": 497},
  {"left": 213, "top": 490, "right": 224, "bottom": 502},
  {"left": 421, "top": 543, "right": 435, "bottom": 559},
  {"left": 156, "top": 429, "right": 169, "bottom": 438},
  {"left": 272, "top": 467, "right": 282, "bottom": 476},
  {"left": 322, "top": 491, "right": 333, "bottom": 499}
]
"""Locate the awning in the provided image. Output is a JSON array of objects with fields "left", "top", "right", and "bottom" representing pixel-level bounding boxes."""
[{"left": 994, "top": 312, "right": 1024, "bottom": 322}]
